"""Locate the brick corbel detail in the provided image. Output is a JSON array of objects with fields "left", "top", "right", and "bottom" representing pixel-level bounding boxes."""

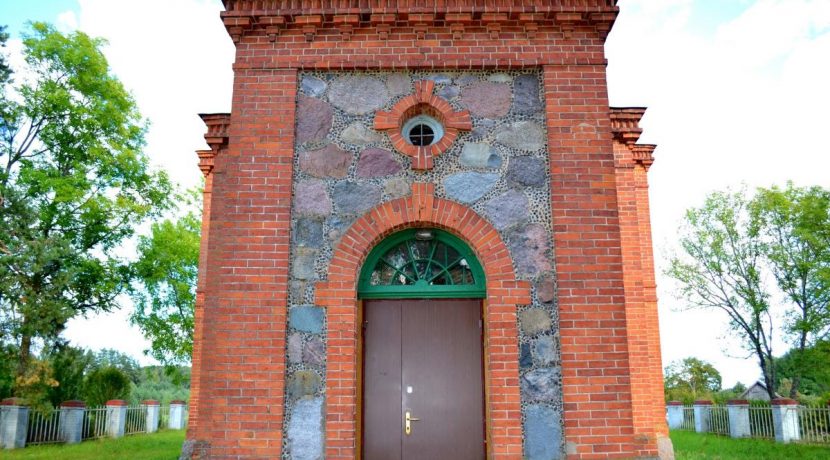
[
  {"left": 554, "top": 12, "right": 582, "bottom": 39},
  {"left": 446, "top": 13, "right": 472, "bottom": 40},
  {"left": 295, "top": 15, "right": 322, "bottom": 42},
  {"left": 222, "top": 15, "right": 252, "bottom": 43},
  {"left": 315, "top": 182, "right": 529, "bottom": 459},
  {"left": 374, "top": 80, "right": 472, "bottom": 171},
  {"left": 333, "top": 15, "right": 359, "bottom": 41},
  {"left": 260, "top": 16, "right": 286, "bottom": 42}
]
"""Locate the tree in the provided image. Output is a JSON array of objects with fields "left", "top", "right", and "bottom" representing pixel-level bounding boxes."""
[
  {"left": 45, "top": 342, "right": 93, "bottom": 406},
  {"left": 130, "top": 189, "right": 200, "bottom": 365},
  {"left": 667, "top": 189, "right": 777, "bottom": 398},
  {"left": 664, "top": 357, "right": 723, "bottom": 403},
  {"left": 0, "top": 25, "right": 10, "bottom": 85},
  {"left": 753, "top": 184, "right": 830, "bottom": 397},
  {"left": 83, "top": 366, "right": 131, "bottom": 407},
  {"left": 776, "top": 340, "right": 830, "bottom": 398},
  {"left": 0, "top": 23, "right": 171, "bottom": 392},
  {"left": 668, "top": 185, "right": 830, "bottom": 400}
]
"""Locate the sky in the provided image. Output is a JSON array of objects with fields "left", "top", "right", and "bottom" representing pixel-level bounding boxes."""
[{"left": 2, "top": 0, "right": 829, "bottom": 388}]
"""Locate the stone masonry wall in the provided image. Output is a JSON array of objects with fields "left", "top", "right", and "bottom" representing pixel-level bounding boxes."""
[{"left": 285, "top": 70, "right": 562, "bottom": 459}]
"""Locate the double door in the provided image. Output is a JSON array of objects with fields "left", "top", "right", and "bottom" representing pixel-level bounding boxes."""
[{"left": 362, "top": 299, "right": 486, "bottom": 460}]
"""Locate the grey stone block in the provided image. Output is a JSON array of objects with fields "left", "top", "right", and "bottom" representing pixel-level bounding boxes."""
[
  {"left": 524, "top": 404, "right": 562, "bottom": 460},
  {"left": 290, "top": 306, "right": 325, "bottom": 333},
  {"left": 287, "top": 398, "right": 324, "bottom": 460}
]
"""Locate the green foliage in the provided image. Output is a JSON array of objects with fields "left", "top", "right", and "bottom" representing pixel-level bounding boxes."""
[
  {"left": 0, "top": 22, "right": 171, "bottom": 388},
  {"left": 776, "top": 340, "right": 830, "bottom": 398},
  {"left": 83, "top": 366, "right": 131, "bottom": 407},
  {"left": 667, "top": 184, "right": 830, "bottom": 399},
  {"left": 44, "top": 342, "right": 93, "bottom": 405},
  {"left": 0, "top": 25, "right": 10, "bottom": 85},
  {"left": 130, "top": 365, "right": 190, "bottom": 405},
  {"left": 130, "top": 188, "right": 201, "bottom": 365},
  {"left": 664, "top": 357, "right": 723, "bottom": 404},
  {"left": 92, "top": 348, "right": 141, "bottom": 384}
]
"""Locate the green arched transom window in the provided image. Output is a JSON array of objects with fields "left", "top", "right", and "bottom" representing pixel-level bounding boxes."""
[{"left": 358, "top": 229, "right": 486, "bottom": 299}]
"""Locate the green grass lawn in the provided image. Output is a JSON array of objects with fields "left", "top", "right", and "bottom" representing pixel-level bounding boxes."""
[
  {"left": 0, "top": 430, "right": 185, "bottom": 460},
  {"left": 672, "top": 430, "right": 830, "bottom": 459}
]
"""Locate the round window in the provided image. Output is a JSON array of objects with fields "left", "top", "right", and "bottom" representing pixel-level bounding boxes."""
[{"left": 402, "top": 115, "right": 444, "bottom": 147}]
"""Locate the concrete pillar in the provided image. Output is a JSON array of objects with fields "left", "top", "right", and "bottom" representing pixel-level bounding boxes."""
[
  {"left": 59, "top": 400, "right": 85, "bottom": 444},
  {"left": 1, "top": 398, "right": 29, "bottom": 449},
  {"left": 106, "top": 400, "right": 127, "bottom": 438},
  {"left": 693, "top": 400, "right": 713, "bottom": 433},
  {"left": 144, "top": 400, "right": 159, "bottom": 433},
  {"left": 169, "top": 400, "right": 186, "bottom": 430},
  {"left": 772, "top": 398, "right": 800, "bottom": 443},
  {"left": 727, "top": 399, "right": 751, "bottom": 438},
  {"left": 666, "top": 401, "right": 684, "bottom": 429}
]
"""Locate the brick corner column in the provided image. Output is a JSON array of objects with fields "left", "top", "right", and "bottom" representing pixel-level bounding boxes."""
[
  {"left": 106, "top": 400, "right": 127, "bottom": 438},
  {"left": 59, "top": 400, "right": 85, "bottom": 444},
  {"left": 1, "top": 397, "right": 29, "bottom": 449},
  {"left": 771, "top": 398, "right": 800, "bottom": 443},
  {"left": 693, "top": 400, "right": 713, "bottom": 433}
]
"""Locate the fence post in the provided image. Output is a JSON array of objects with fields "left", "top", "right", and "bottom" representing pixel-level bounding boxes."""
[
  {"left": 771, "top": 398, "right": 800, "bottom": 443},
  {"left": 726, "top": 399, "right": 750, "bottom": 438},
  {"left": 1, "top": 398, "right": 29, "bottom": 449},
  {"left": 59, "top": 400, "right": 85, "bottom": 444},
  {"left": 693, "top": 400, "right": 712, "bottom": 433},
  {"left": 144, "top": 400, "right": 160, "bottom": 433},
  {"left": 169, "top": 400, "right": 186, "bottom": 430},
  {"left": 106, "top": 400, "right": 127, "bottom": 439},
  {"left": 666, "top": 401, "right": 684, "bottom": 429}
]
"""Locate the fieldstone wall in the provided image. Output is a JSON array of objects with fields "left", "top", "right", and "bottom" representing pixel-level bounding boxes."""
[{"left": 285, "top": 70, "right": 561, "bottom": 459}]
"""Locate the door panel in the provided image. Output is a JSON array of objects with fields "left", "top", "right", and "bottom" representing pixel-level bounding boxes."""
[
  {"left": 363, "top": 300, "right": 403, "bottom": 460},
  {"left": 363, "top": 299, "right": 485, "bottom": 460}
]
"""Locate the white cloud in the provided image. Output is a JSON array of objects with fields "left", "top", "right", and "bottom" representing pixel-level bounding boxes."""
[
  {"left": 56, "top": 10, "right": 78, "bottom": 32},
  {"left": 609, "top": 0, "right": 830, "bottom": 387}
]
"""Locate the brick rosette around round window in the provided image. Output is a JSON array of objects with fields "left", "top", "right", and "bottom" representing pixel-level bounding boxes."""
[{"left": 374, "top": 80, "right": 472, "bottom": 170}]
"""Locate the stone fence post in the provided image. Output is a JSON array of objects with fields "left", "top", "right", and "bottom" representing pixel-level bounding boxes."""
[
  {"left": 59, "top": 400, "right": 85, "bottom": 444},
  {"left": 1, "top": 398, "right": 29, "bottom": 449},
  {"left": 169, "top": 400, "right": 186, "bottom": 430},
  {"left": 693, "top": 400, "right": 712, "bottom": 433},
  {"left": 726, "top": 399, "right": 750, "bottom": 438},
  {"left": 144, "top": 400, "right": 159, "bottom": 433},
  {"left": 771, "top": 398, "right": 800, "bottom": 443},
  {"left": 106, "top": 400, "right": 127, "bottom": 439},
  {"left": 666, "top": 401, "right": 684, "bottom": 429}
]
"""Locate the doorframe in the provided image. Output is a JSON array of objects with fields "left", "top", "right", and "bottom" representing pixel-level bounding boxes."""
[{"left": 358, "top": 298, "right": 491, "bottom": 459}]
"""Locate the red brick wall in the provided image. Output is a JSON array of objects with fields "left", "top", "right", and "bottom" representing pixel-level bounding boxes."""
[
  {"left": 190, "top": 3, "right": 669, "bottom": 458},
  {"left": 190, "top": 69, "right": 297, "bottom": 457}
]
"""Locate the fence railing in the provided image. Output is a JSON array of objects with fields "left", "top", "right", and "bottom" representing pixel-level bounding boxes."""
[
  {"left": 1, "top": 399, "right": 189, "bottom": 450},
  {"left": 668, "top": 399, "right": 830, "bottom": 445},
  {"left": 26, "top": 408, "right": 62, "bottom": 446},
  {"left": 81, "top": 406, "right": 108, "bottom": 441}
]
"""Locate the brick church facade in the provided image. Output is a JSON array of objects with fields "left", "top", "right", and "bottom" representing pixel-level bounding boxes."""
[{"left": 185, "top": 1, "right": 671, "bottom": 459}]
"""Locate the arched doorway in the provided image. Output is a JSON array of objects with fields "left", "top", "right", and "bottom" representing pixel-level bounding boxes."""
[{"left": 358, "top": 229, "right": 487, "bottom": 459}]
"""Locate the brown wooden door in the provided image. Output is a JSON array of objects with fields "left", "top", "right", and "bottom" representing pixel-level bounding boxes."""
[{"left": 363, "top": 299, "right": 485, "bottom": 460}]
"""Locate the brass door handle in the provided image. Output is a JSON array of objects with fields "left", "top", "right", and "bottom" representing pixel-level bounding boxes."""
[{"left": 405, "top": 410, "right": 420, "bottom": 435}]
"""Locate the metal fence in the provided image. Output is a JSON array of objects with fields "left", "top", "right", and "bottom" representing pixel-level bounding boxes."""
[
  {"left": 709, "top": 405, "right": 730, "bottom": 436},
  {"left": 749, "top": 403, "right": 775, "bottom": 439},
  {"left": 124, "top": 405, "right": 147, "bottom": 435},
  {"left": 26, "top": 409, "right": 63, "bottom": 445},
  {"left": 680, "top": 406, "right": 695, "bottom": 430},
  {"left": 797, "top": 405, "right": 830, "bottom": 444},
  {"left": 81, "top": 406, "right": 108, "bottom": 440}
]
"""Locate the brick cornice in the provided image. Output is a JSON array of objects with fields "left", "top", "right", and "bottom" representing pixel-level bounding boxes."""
[
  {"left": 610, "top": 107, "right": 646, "bottom": 146},
  {"left": 197, "top": 113, "right": 231, "bottom": 177},
  {"left": 219, "top": 1, "right": 618, "bottom": 45}
]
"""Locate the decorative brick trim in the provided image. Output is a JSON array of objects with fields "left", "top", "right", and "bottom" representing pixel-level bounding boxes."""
[
  {"left": 694, "top": 400, "right": 714, "bottom": 406},
  {"left": 727, "top": 399, "right": 750, "bottom": 406},
  {"left": 771, "top": 398, "right": 798, "bottom": 406},
  {"left": 60, "top": 400, "right": 86, "bottom": 408},
  {"left": 666, "top": 401, "right": 683, "bottom": 406},
  {"left": 106, "top": 400, "right": 127, "bottom": 407},
  {"left": 610, "top": 107, "right": 646, "bottom": 146},
  {"left": 1, "top": 398, "right": 26, "bottom": 406},
  {"left": 374, "top": 80, "right": 472, "bottom": 170},
  {"left": 315, "top": 182, "right": 528, "bottom": 459},
  {"left": 142, "top": 400, "right": 160, "bottom": 406},
  {"left": 196, "top": 113, "right": 230, "bottom": 177}
]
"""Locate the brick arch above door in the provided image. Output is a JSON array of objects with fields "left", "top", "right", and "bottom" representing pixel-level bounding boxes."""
[{"left": 315, "top": 181, "right": 530, "bottom": 459}]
